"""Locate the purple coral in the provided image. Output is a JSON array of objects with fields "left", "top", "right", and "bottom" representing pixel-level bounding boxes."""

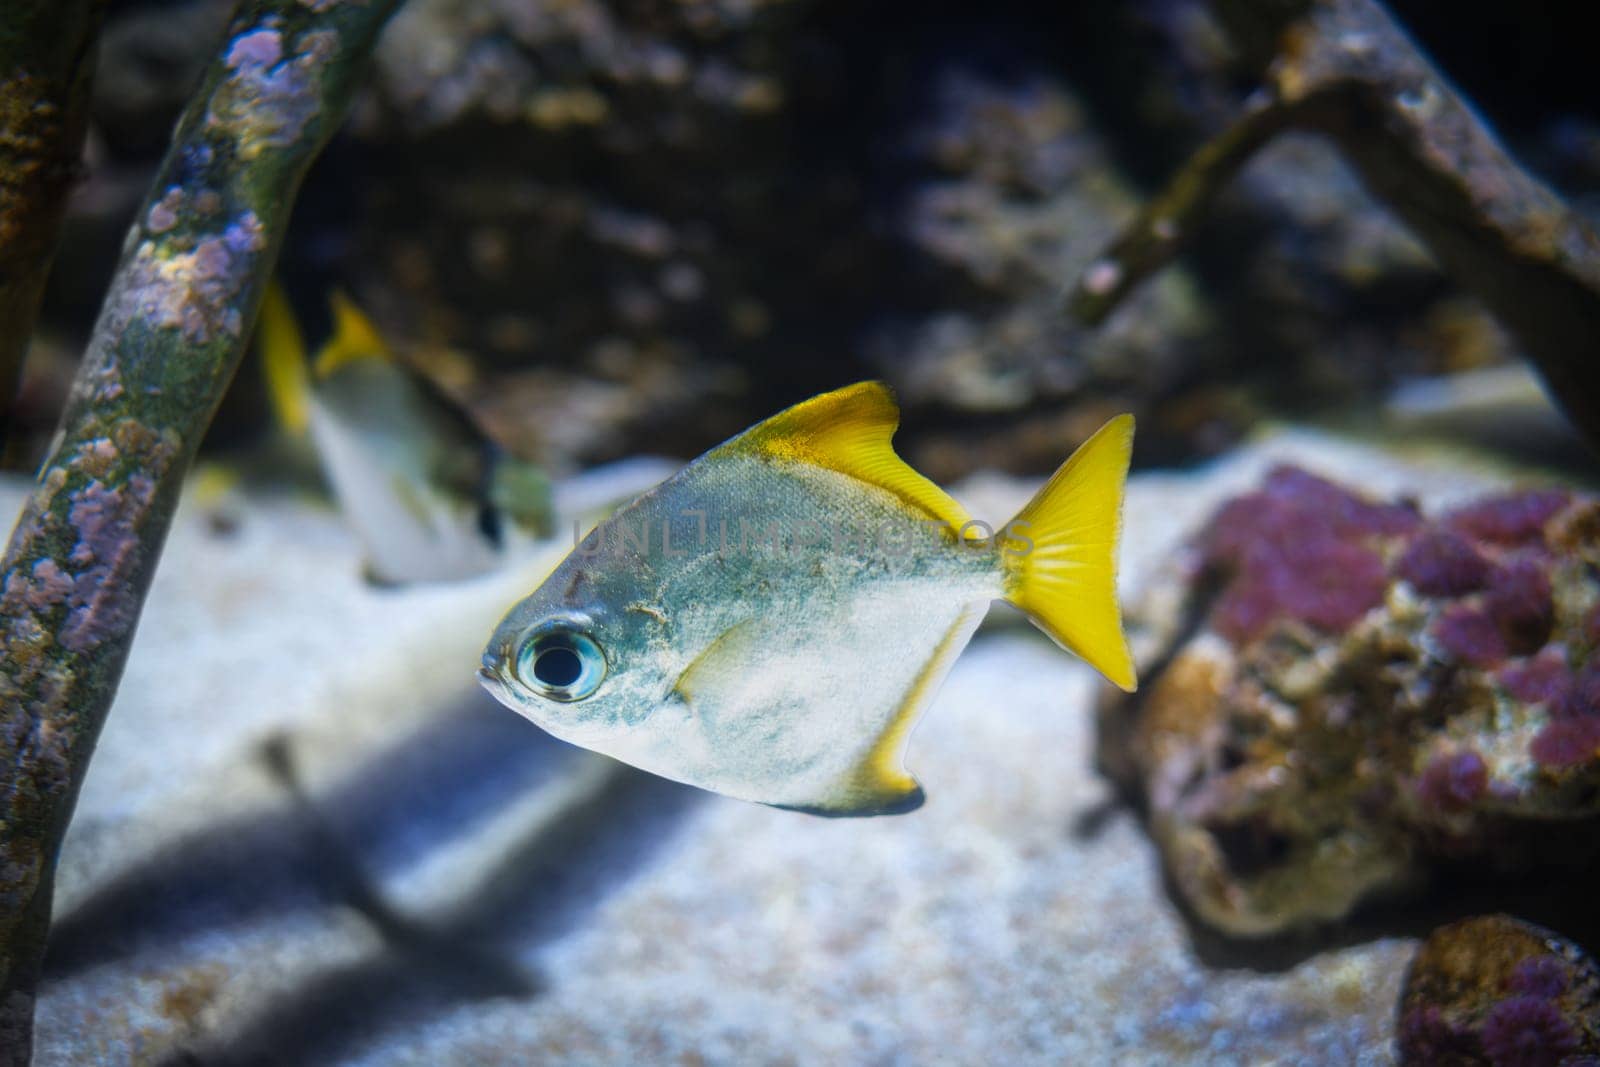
[
  {"left": 1210, "top": 571, "right": 1281, "bottom": 644},
  {"left": 1395, "top": 528, "right": 1491, "bottom": 597},
  {"left": 1486, "top": 560, "right": 1555, "bottom": 656},
  {"left": 1203, "top": 495, "right": 1268, "bottom": 565},
  {"left": 1504, "top": 658, "right": 1599, "bottom": 724},
  {"left": 1447, "top": 489, "right": 1570, "bottom": 546},
  {"left": 1205, "top": 467, "right": 1417, "bottom": 565},
  {"left": 1277, "top": 541, "right": 1389, "bottom": 634},
  {"left": 1398, "top": 1005, "right": 1479, "bottom": 1063},
  {"left": 1212, "top": 540, "right": 1389, "bottom": 643},
  {"left": 1417, "top": 750, "right": 1488, "bottom": 812},
  {"left": 1500, "top": 653, "right": 1573, "bottom": 704},
  {"left": 1261, "top": 465, "right": 1422, "bottom": 536},
  {"left": 1204, "top": 467, "right": 1401, "bottom": 643},
  {"left": 1530, "top": 716, "right": 1600, "bottom": 771},
  {"left": 1434, "top": 605, "right": 1508, "bottom": 668},
  {"left": 1480, "top": 995, "right": 1579, "bottom": 1067},
  {"left": 1553, "top": 664, "right": 1600, "bottom": 720},
  {"left": 1508, "top": 956, "right": 1569, "bottom": 999}
]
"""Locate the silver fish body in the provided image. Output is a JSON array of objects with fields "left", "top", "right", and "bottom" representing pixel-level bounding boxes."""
[
  {"left": 482, "top": 447, "right": 1001, "bottom": 812},
  {"left": 480, "top": 382, "right": 1135, "bottom": 815}
]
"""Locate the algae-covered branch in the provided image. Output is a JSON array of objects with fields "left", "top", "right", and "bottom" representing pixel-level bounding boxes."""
[
  {"left": 0, "top": 0, "right": 403, "bottom": 1058},
  {"left": 1069, "top": 0, "right": 1600, "bottom": 452},
  {"left": 0, "top": 0, "right": 108, "bottom": 448}
]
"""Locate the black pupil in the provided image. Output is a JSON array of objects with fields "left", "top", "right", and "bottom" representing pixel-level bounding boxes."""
[{"left": 534, "top": 646, "right": 583, "bottom": 688}]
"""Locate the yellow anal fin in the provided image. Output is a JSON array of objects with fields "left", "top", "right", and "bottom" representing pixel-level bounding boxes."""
[
  {"left": 795, "top": 601, "right": 988, "bottom": 817},
  {"left": 721, "top": 381, "right": 969, "bottom": 533},
  {"left": 1002, "top": 414, "right": 1137, "bottom": 693},
  {"left": 313, "top": 290, "right": 391, "bottom": 378},
  {"left": 258, "top": 280, "right": 311, "bottom": 435}
]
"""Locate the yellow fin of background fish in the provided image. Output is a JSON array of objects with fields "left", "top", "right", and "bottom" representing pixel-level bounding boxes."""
[
  {"left": 1002, "top": 415, "right": 1137, "bottom": 692},
  {"left": 190, "top": 463, "right": 242, "bottom": 508},
  {"left": 313, "top": 290, "right": 391, "bottom": 378},
  {"left": 259, "top": 280, "right": 311, "bottom": 436},
  {"left": 725, "top": 380, "right": 970, "bottom": 532}
]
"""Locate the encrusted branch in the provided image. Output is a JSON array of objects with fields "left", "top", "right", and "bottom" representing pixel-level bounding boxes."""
[
  {"left": 0, "top": 0, "right": 108, "bottom": 446},
  {"left": 1066, "top": 95, "right": 1308, "bottom": 323},
  {"left": 1067, "top": 0, "right": 1600, "bottom": 450},
  {"left": 0, "top": 0, "right": 402, "bottom": 1058}
]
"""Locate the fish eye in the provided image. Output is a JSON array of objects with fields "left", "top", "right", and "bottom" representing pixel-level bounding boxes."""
[{"left": 514, "top": 626, "right": 606, "bottom": 701}]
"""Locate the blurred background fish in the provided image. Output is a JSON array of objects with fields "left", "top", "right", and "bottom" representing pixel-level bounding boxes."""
[{"left": 258, "top": 283, "right": 551, "bottom": 585}]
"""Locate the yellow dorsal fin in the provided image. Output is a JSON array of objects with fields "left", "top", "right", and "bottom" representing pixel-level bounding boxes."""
[
  {"left": 721, "top": 381, "right": 968, "bottom": 531},
  {"left": 258, "top": 280, "right": 311, "bottom": 435},
  {"left": 313, "top": 290, "right": 390, "bottom": 378},
  {"left": 1001, "top": 414, "right": 1137, "bottom": 692}
]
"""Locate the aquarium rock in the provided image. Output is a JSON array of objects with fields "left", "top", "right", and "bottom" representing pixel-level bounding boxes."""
[
  {"left": 1098, "top": 463, "right": 1600, "bottom": 937},
  {"left": 1398, "top": 914, "right": 1600, "bottom": 1065},
  {"left": 31, "top": 0, "right": 1568, "bottom": 482}
]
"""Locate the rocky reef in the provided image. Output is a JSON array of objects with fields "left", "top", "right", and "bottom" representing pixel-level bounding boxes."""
[
  {"left": 1398, "top": 915, "right": 1600, "bottom": 1066},
  {"left": 1097, "top": 466, "right": 1600, "bottom": 937},
  {"left": 311, "top": 0, "right": 1564, "bottom": 477},
  {"left": 19, "top": 0, "right": 1586, "bottom": 480}
]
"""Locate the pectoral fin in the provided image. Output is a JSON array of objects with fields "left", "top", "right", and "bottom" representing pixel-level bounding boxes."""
[{"left": 674, "top": 616, "right": 765, "bottom": 716}]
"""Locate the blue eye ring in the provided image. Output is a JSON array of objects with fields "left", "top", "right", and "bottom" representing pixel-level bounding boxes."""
[{"left": 514, "top": 625, "right": 607, "bottom": 701}]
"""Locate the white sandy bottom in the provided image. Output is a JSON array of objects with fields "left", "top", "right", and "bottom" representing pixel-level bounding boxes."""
[{"left": 15, "top": 427, "right": 1508, "bottom": 1066}]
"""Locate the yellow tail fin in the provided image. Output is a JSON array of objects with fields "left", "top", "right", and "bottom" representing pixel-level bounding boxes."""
[
  {"left": 258, "top": 281, "right": 311, "bottom": 436},
  {"left": 1001, "top": 415, "right": 1137, "bottom": 692}
]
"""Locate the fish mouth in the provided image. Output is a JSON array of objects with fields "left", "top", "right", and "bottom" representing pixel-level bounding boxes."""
[
  {"left": 477, "top": 655, "right": 560, "bottom": 734},
  {"left": 477, "top": 652, "right": 556, "bottom": 729},
  {"left": 476, "top": 654, "right": 515, "bottom": 703}
]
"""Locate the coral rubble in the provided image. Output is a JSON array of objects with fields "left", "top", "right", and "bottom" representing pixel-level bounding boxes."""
[
  {"left": 42, "top": 0, "right": 1548, "bottom": 479},
  {"left": 1398, "top": 915, "right": 1600, "bottom": 1066},
  {"left": 1097, "top": 467, "right": 1600, "bottom": 936}
]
